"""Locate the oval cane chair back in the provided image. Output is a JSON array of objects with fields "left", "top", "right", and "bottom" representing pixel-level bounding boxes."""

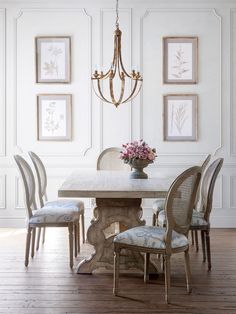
[
  {"left": 97, "top": 147, "right": 129, "bottom": 171},
  {"left": 28, "top": 151, "right": 47, "bottom": 207},
  {"left": 200, "top": 158, "right": 224, "bottom": 222},
  {"left": 14, "top": 155, "right": 37, "bottom": 218},
  {"left": 165, "top": 166, "right": 201, "bottom": 249}
]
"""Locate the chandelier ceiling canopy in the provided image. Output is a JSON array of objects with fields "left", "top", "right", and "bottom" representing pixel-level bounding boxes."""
[{"left": 91, "top": 0, "right": 143, "bottom": 108}]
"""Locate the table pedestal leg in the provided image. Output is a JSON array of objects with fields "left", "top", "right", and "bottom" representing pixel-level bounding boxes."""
[{"left": 77, "top": 198, "right": 158, "bottom": 274}]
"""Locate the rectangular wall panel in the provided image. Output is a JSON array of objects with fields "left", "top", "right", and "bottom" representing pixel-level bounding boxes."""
[
  {"left": 16, "top": 9, "right": 92, "bottom": 156},
  {"left": 231, "top": 10, "right": 236, "bottom": 155},
  {"left": 0, "top": 9, "right": 5, "bottom": 156},
  {"left": 0, "top": 175, "right": 6, "bottom": 209},
  {"left": 101, "top": 9, "right": 132, "bottom": 149},
  {"left": 142, "top": 9, "right": 221, "bottom": 156}
]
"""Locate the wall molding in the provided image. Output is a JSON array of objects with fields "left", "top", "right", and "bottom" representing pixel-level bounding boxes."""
[
  {"left": 0, "top": 174, "right": 6, "bottom": 209},
  {"left": 15, "top": 176, "right": 25, "bottom": 209},
  {"left": 230, "top": 8, "right": 236, "bottom": 156},
  {"left": 140, "top": 8, "right": 222, "bottom": 157},
  {"left": 99, "top": 8, "right": 132, "bottom": 150},
  {"left": 0, "top": 8, "right": 6, "bottom": 156},
  {"left": 214, "top": 174, "right": 223, "bottom": 209},
  {"left": 230, "top": 175, "right": 236, "bottom": 208},
  {"left": 14, "top": 8, "right": 92, "bottom": 157}
]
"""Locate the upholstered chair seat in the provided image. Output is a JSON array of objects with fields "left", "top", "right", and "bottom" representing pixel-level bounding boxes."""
[
  {"left": 191, "top": 210, "right": 208, "bottom": 227},
  {"left": 158, "top": 209, "right": 208, "bottom": 228},
  {"left": 43, "top": 199, "right": 84, "bottom": 212},
  {"left": 114, "top": 226, "right": 189, "bottom": 250},
  {"left": 152, "top": 199, "right": 165, "bottom": 217},
  {"left": 30, "top": 207, "right": 80, "bottom": 224}
]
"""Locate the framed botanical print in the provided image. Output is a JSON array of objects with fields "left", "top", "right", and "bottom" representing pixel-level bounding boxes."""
[
  {"left": 37, "top": 94, "right": 72, "bottom": 141},
  {"left": 35, "top": 36, "right": 71, "bottom": 83},
  {"left": 163, "top": 94, "right": 198, "bottom": 141},
  {"left": 163, "top": 37, "right": 198, "bottom": 84}
]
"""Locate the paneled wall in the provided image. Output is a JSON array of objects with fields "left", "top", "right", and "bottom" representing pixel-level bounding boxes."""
[{"left": 0, "top": 0, "right": 235, "bottom": 228}]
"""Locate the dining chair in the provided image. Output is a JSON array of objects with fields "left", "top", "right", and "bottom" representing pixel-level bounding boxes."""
[
  {"left": 157, "top": 158, "right": 224, "bottom": 271},
  {"left": 28, "top": 151, "right": 85, "bottom": 253},
  {"left": 152, "top": 154, "right": 211, "bottom": 240},
  {"left": 97, "top": 147, "right": 129, "bottom": 171},
  {"left": 14, "top": 154, "right": 79, "bottom": 268},
  {"left": 113, "top": 166, "right": 201, "bottom": 303}
]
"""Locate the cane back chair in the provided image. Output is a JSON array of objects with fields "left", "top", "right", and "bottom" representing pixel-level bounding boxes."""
[
  {"left": 28, "top": 151, "right": 85, "bottom": 252},
  {"left": 14, "top": 154, "right": 79, "bottom": 268},
  {"left": 158, "top": 158, "right": 224, "bottom": 271},
  {"left": 113, "top": 166, "right": 201, "bottom": 303},
  {"left": 152, "top": 154, "right": 211, "bottom": 227}
]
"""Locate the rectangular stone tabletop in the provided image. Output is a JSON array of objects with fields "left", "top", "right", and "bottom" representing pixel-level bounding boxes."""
[{"left": 58, "top": 170, "right": 171, "bottom": 198}]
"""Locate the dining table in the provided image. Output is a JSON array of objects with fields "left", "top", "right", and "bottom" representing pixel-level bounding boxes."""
[{"left": 58, "top": 170, "right": 172, "bottom": 274}]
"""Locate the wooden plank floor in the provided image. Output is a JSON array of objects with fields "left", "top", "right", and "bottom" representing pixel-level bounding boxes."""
[{"left": 0, "top": 228, "right": 236, "bottom": 314}]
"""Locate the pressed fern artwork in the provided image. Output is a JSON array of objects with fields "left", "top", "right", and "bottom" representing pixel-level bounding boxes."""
[
  {"left": 164, "top": 95, "right": 198, "bottom": 141},
  {"left": 163, "top": 37, "right": 198, "bottom": 84}
]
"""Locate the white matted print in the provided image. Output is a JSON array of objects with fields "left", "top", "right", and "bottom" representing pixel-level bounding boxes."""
[
  {"left": 163, "top": 37, "right": 198, "bottom": 84},
  {"left": 36, "top": 37, "right": 71, "bottom": 83},
  {"left": 37, "top": 94, "right": 72, "bottom": 141},
  {"left": 163, "top": 95, "right": 198, "bottom": 141}
]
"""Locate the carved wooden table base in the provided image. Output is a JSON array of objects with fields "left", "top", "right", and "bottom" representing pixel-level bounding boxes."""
[{"left": 77, "top": 198, "right": 159, "bottom": 274}]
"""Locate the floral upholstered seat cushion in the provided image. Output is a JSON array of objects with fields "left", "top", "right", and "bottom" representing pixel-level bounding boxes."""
[
  {"left": 157, "top": 209, "right": 208, "bottom": 228},
  {"left": 114, "top": 226, "right": 188, "bottom": 250},
  {"left": 43, "top": 199, "right": 84, "bottom": 212},
  {"left": 158, "top": 210, "right": 167, "bottom": 227},
  {"left": 29, "top": 206, "right": 80, "bottom": 224},
  {"left": 152, "top": 199, "right": 165, "bottom": 214},
  {"left": 191, "top": 209, "right": 208, "bottom": 227}
]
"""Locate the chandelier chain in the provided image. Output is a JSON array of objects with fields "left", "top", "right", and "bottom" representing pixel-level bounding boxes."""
[{"left": 115, "top": 0, "right": 119, "bottom": 28}]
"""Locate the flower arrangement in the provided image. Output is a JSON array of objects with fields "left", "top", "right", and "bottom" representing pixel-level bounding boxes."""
[{"left": 120, "top": 140, "right": 157, "bottom": 163}]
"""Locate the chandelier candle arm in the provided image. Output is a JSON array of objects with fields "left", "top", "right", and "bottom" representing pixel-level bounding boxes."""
[{"left": 91, "top": 0, "right": 142, "bottom": 107}]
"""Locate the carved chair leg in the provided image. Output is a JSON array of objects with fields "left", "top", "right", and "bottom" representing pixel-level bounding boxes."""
[
  {"left": 31, "top": 228, "right": 36, "bottom": 258},
  {"left": 74, "top": 224, "right": 78, "bottom": 258},
  {"left": 25, "top": 226, "right": 32, "bottom": 267},
  {"left": 77, "top": 221, "right": 81, "bottom": 253},
  {"left": 152, "top": 213, "right": 156, "bottom": 226},
  {"left": 68, "top": 224, "right": 74, "bottom": 269},
  {"left": 161, "top": 255, "right": 165, "bottom": 271},
  {"left": 81, "top": 213, "right": 85, "bottom": 243},
  {"left": 205, "top": 230, "right": 212, "bottom": 271},
  {"left": 164, "top": 254, "right": 171, "bottom": 304},
  {"left": 144, "top": 252, "right": 150, "bottom": 283},
  {"left": 113, "top": 246, "right": 120, "bottom": 296},
  {"left": 42, "top": 227, "right": 46, "bottom": 244},
  {"left": 191, "top": 230, "right": 194, "bottom": 245},
  {"left": 184, "top": 248, "right": 192, "bottom": 294},
  {"left": 195, "top": 230, "right": 199, "bottom": 252},
  {"left": 36, "top": 227, "right": 41, "bottom": 251},
  {"left": 201, "top": 230, "right": 206, "bottom": 262}
]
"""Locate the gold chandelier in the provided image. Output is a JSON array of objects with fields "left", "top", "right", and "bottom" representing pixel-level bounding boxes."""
[{"left": 91, "top": 0, "right": 143, "bottom": 108}]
